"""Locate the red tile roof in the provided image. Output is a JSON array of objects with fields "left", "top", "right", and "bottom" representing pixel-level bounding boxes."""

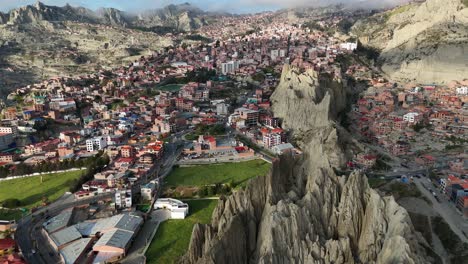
[{"left": 0, "top": 238, "right": 15, "bottom": 250}]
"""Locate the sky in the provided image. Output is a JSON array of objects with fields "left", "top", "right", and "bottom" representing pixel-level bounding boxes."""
[{"left": 0, "top": 0, "right": 410, "bottom": 14}]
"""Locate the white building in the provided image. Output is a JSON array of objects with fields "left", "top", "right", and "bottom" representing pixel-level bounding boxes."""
[
  {"left": 263, "top": 133, "right": 282, "bottom": 149},
  {"left": 272, "top": 143, "right": 295, "bottom": 155},
  {"left": 340, "top": 42, "right": 358, "bottom": 51},
  {"left": 86, "top": 137, "right": 108, "bottom": 152},
  {"left": 216, "top": 103, "right": 228, "bottom": 116},
  {"left": 221, "top": 61, "right": 239, "bottom": 75},
  {"left": 456, "top": 86, "right": 468, "bottom": 95},
  {"left": 0, "top": 126, "right": 18, "bottom": 137},
  {"left": 154, "top": 198, "right": 189, "bottom": 219},
  {"left": 403, "top": 112, "right": 421, "bottom": 124},
  {"left": 140, "top": 181, "right": 157, "bottom": 201},
  {"left": 270, "top": 49, "right": 279, "bottom": 60},
  {"left": 115, "top": 189, "right": 132, "bottom": 209}
]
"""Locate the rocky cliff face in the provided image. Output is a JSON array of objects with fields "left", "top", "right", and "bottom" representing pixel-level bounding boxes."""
[
  {"left": 182, "top": 65, "right": 436, "bottom": 264},
  {"left": 0, "top": 1, "right": 210, "bottom": 31},
  {"left": 352, "top": 0, "right": 468, "bottom": 84}
]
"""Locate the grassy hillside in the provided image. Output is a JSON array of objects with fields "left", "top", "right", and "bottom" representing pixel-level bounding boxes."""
[
  {"left": 165, "top": 159, "right": 271, "bottom": 188},
  {"left": 0, "top": 170, "right": 85, "bottom": 209},
  {"left": 146, "top": 199, "right": 218, "bottom": 264}
]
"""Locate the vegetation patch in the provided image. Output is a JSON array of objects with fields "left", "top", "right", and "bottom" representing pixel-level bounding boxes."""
[
  {"left": 0, "top": 209, "right": 23, "bottom": 221},
  {"left": 156, "top": 84, "right": 184, "bottom": 92},
  {"left": 184, "top": 124, "right": 226, "bottom": 141},
  {"left": 145, "top": 199, "right": 218, "bottom": 264},
  {"left": 164, "top": 160, "right": 271, "bottom": 188},
  {"left": 388, "top": 182, "right": 422, "bottom": 199},
  {"left": 368, "top": 178, "right": 388, "bottom": 188}
]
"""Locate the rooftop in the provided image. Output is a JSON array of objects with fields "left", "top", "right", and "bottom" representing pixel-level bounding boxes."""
[
  {"left": 50, "top": 226, "right": 82, "bottom": 248},
  {"left": 59, "top": 238, "right": 91, "bottom": 264},
  {"left": 93, "top": 228, "right": 133, "bottom": 250},
  {"left": 43, "top": 209, "right": 73, "bottom": 233}
]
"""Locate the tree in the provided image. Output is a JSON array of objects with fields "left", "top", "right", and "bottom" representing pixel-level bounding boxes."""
[
  {"left": 198, "top": 186, "right": 208, "bottom": 197},
  {"left": 1, "top": 198, "right": 21, "bottom": 209}
]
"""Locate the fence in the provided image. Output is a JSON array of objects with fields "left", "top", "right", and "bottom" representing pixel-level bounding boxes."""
[{"left": 0, "top": 167, "right": 87, "bottom": 182}]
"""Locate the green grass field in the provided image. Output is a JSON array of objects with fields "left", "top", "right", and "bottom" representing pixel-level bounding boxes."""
[
  {"left": 146, "top": 199, "right": 218, "bottom": 264},
  {"left": 165, "top": 160, "right": 271, "bottom": 188},
  {"left": 0, "top": 170, "right": 85, "bottom": 209},
  {"left": 157, "top": 84, "right": 183, "bottom": 92}
]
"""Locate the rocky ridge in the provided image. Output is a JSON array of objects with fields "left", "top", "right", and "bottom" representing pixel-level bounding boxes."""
[
  {"left": 352, "top": 0, "right": 468, "bottom": 84},
  {"left": 0, "top": 2, "right": 212, "bottom": 32},
  {"left": 182, "top": 65, "right": 436, "bottom": 264}
]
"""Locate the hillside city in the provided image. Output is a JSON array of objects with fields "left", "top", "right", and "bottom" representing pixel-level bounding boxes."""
[{"left": 0, "top": 2, "right": 467, "bottom": 264}]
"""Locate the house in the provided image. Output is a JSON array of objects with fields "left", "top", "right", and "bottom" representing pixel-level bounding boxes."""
[
  {"left": 86, "top": 137, "right": 107, "bottom": 152},
  {"left": 263, "top": 133, "right": 282, "bottom": 149},
  {"left": 0, "top": 221, "right": 15, "bottom": 233},
  {"left": 114, "top": 189, "right": 132, "bottom": 209},
  {"left": 456, "top": 86, "right": 468, "bottom": 95},
  {"left": 271, "top": 143, "right": 295, "bottom": 155},
  {"left": 24, "top": 139, "right": 60, "bottom": 155},
  {"left": 403, "top": 112, "right": 422, "bottom": 124},
  {"left": 355, "top": 153, "right": 377, "bottom": 168},
  {"left": 120, "top": 146, "right": 135, "bottom": 158},
  {"left": 234, "top": 107, "right": 259, "bottom": 126},
  {"left": 140, "top": 181, "right": 157, "bottom": 201},
  {"left": 154, "top": 198, "right": 189, "bottom": 219},
  {"left": 0, "top": 238, "right": 15, "bottom": 257},
  {"left": 391, "top": 141, "right": 410, "bottom": 156},
  {"left": 0, "top": 127, "right": 18, "bottom": 137},
  {"left": 57, "top": 146, "right": 74, "bottom": 158},
  {"left": 115, "top": 158, "right": 134, "bottom": 170},
  {"left": 0, "top": 154, "right": 16, "bottom": 164}
]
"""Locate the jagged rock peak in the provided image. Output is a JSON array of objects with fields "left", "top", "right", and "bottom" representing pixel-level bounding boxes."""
[
  {"left": 182, "top": 65, "right": 435, "bottom": 264},
  {"left": 271, "top": 64, "right": 346, "bottom": 132}
]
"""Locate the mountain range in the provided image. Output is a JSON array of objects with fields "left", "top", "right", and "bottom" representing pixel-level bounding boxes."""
[{"left": 0, "top": 1, "right": 215, "bottom": 31}]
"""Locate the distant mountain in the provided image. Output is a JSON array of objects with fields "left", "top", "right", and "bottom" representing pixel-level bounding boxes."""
[
  {"left": 352, "top": 0, "right": 468, "bottom": 83},
  {"left": 0, "top": 1, "right": 217, "bottom": 31}
]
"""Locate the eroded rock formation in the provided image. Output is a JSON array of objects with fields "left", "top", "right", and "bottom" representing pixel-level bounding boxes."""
[
  {"left": 182, "top": 65, "right": 436, "bottom": 264},
  {"left": 352, "top": 0, "right": 468, "bottom": 84}
]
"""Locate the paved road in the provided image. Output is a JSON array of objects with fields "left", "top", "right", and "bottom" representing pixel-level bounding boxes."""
[
  {"left": 16, "top": 140, "right": 183, "bottom": 264},
  {"left": 369, "top": 169, "right": 428, "bottom": 179},
  {"left": 123, "top": 210, "right": 171, "bottom": 264},
  {"left": 413, "top": 178, "right": 468, "bottom": 243},
  {"left": 121, "top": 142, "right": 182, "bottom": 263}
]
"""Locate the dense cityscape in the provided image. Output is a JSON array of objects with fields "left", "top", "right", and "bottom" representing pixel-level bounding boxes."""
[{"left": 0, "top": 1, "right": 467, "bottom": 264}]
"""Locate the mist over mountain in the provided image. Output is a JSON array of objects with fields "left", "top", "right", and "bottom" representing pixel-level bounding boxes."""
[{"left": 0, "top": 0, "right": 412, "bottom": 14}]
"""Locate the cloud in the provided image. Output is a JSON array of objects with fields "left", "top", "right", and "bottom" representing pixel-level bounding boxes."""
[{"left": 0, "top": 0, "right": 411, "bottom": 13}]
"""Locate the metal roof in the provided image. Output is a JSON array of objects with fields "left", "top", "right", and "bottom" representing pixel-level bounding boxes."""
[
  {"left": 43, "top": 209, "right": 73, "bottom": 233},
  {"left": 50, "top": 226, "right": 82, "bottom": 248},
  {"left": 93, "top": 229, "right": 133, "bottom": 250},
  {"left": 60, "top": 238, "right": 92, "bottom": 264}
]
